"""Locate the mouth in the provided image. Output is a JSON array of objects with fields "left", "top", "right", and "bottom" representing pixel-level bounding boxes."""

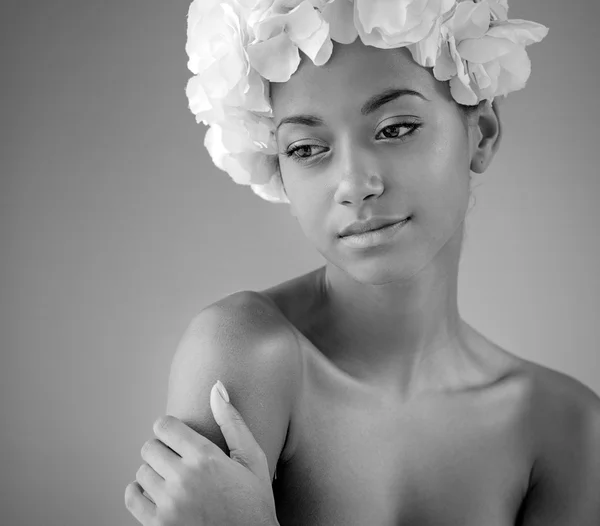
[
  {"left": 338, "top": 216, "right": 411, "bottom": 248},
  {"left": 340, "top": 216, "right": 411, "bottom": 238}
]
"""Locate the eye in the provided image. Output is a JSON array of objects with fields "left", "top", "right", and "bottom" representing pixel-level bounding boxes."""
[
  {"left": 283, "top": 121, "right": 421, "bottom": 164},
  {"left": 284, "top": 144, "right": 326, "bottom": 162},
  {"left": 377, "top": 122, "right": 420, "bottom": 140}
]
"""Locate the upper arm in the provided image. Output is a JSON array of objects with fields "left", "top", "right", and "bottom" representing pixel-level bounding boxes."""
[
  {"left": 164, "top": 291, "right": 301, "bottom": 483},
  {"left": 518, "top": 375, "right": 600, "bottom": 526}
]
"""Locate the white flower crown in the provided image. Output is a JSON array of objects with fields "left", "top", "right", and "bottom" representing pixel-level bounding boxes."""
[{"left": 185, "top": 0, "right": 548, "bottom": 204}]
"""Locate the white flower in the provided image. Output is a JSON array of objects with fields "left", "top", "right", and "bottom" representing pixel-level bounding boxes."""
[
  {"left": 408, "top": 0, "right": 511, "bottom": 71},
  {"left": 203, "top": 109, "right": 288, "bottom": 203},
  {"left": 250, "top": 172, "right": 290, "bottom": 203},
  {"left": 185, "top": 0, "right": 271, "bottom": 124},
  {"left": 245, "top": 0, "right": 335, "bottom": 82},
  {"left": 354, "top": 0, "right": 456, "bottom": 50},
  {"left": 407, "top": 10, "right": 447, "bottom": 68},
  {"left": 488, "top": 0, "right": 509, "bottom": 21},
  {"left": 321, "top": 0, "right": 359, "bottom": 44},
  {"left": 433, "top": 0, "right": 548, "bottom": 105}
]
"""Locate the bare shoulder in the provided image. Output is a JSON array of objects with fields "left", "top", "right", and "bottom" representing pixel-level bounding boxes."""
[
  {"left": 503, "top": 358, "right": 600, "bottom": 523},
  {"left": 186, "top": 290, "right": 304, "bottom": 414},
  {"left": 168, "top": 291, "right": 303, "bottom": 479},
  {"left": 481, "top": 336, "right": 600, "bottom": 415},
  {"left": 191, "top": 290, "right": 300, "bottom": 350},
  {"left": 512, "top": 357, "right": 600, "bottom": 489},
  {"left": 516, "top": 357, "right": 600, "bottom": 421}
]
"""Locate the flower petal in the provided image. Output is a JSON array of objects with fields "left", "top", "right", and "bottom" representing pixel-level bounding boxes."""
[
  {"left": 251, "top": 165, "right": 290, "bottom": 203},
  {"left": 204, "top": 124, "right": 227, "bottom": 171},
  {"left": 469, "top": 62, "right": 492, "bottom": 89},
  {"left": 299, "top": 19, "right": 334, "bottom": 65},
  {"left": 246, "top": 31, "right": 302, "bottom": 82},
  {"left": 449, "top": 75, "right": 479, "bottom": 105},
  {"left": 287, "top": 10, "right": 334, "bottom": 65},
  {"left": 408, "top": 14, "right": 443, "bottom": 67},
  {"left": 433, "top": 38, "right": 457, "bottom": 80},
  {"left": 223, "top": 153, "right": 254, "bottom": 185},
  {"left": 489, "top": 0, "right": 508, "bottom": 21},
  {"left": 186, "top": 75, "right": 212, "bottom": 117},
  {"left": 458, "top": 35, "right": 519, "bottom": 63},
  {"left": 356, "top": 0, "right": 454, "bottom": 48},
  {"left": 486, "top": 19, "right": 549, "bottom": 46},
  {"left": 496, "top": 47, "right": 531, "bottom": 95},
  {"left": 449, "top": 1, "right": 490, "bottom": 41},
  {"left": 322, "top": 0, "right": 358, "bottom": 44}
]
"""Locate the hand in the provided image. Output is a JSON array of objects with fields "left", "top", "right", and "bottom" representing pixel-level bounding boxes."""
[{"left": 124, "top": 381, "right": 279, "bottom": 526}]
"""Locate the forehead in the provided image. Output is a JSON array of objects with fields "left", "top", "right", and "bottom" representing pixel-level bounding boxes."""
[{"left": 270, "top": 39, "right": 442, "bottom": 118}]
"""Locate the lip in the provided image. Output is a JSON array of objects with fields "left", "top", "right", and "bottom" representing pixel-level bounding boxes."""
[
  {"left": 339, "top": 216, "right": 410, "bottom": 238},
  {"left": 339, "top": 217, "right": 410, "bottom": 248}
]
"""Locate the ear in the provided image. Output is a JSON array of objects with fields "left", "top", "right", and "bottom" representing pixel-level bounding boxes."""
[{"left": 469, "top": 99, "right": 502, "bottom": 173}]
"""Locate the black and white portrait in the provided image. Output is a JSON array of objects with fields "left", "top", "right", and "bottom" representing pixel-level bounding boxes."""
[{"left": 2, "top": 1, "right": 599, "bottom": 525}]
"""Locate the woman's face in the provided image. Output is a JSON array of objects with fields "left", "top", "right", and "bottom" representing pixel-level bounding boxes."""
[{"left": 271, "top": 39, "right": 481, "bottom": 283}]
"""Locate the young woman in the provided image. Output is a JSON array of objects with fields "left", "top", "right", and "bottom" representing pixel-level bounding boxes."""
[{"left": 125, "top": 1, "right": 600, "bottom": 525}]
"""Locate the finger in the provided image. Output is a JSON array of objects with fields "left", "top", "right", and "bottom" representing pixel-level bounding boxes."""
[
  {"left": 135, "top": 462, "right": 164, "bottom": 506},
  {"left": 153, "top": 415, "right": 219, "bottom": 460},
  {"left": 124, "top": 480, "right": 156, "bottom": 525},
  {"left": 210, "top": 380, "right": 270, "bottom": 482},
  {"left": 141, "top": 437, "right": 180, "bottom": 480}
]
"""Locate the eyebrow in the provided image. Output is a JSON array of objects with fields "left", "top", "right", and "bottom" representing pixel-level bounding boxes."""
[{"left": 275, "top": 88, "right": 429, "bottom": 132}]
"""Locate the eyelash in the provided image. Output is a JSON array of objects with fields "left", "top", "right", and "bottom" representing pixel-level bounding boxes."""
[{"left": 283, "top": 122, "right": 422, "bottom": 163}]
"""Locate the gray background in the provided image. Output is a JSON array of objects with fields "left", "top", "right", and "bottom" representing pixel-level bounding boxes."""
[{"left": 1, "top": 1, "right": 599, "bottom": 525}]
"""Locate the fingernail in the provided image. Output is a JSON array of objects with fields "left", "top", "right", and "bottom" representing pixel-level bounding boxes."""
[{"left": 215, "top": 380, "right": 229, "bottom": 403}]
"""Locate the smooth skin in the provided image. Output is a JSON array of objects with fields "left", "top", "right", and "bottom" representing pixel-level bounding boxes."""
[
  {"left": 124, "top": 384, "right": 278, "bottom": 526},
  {"left": 127, "top": 38, "right": 600, "bottom": 525}
]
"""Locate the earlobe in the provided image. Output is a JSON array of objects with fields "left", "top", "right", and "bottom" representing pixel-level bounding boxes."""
[{"left": 470, "top": 99, "right": 502, "bottom": 173}]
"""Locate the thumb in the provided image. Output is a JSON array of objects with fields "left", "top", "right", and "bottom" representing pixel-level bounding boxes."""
[{"left": 210, "top": 380, "right": 270, "bottom": 482}]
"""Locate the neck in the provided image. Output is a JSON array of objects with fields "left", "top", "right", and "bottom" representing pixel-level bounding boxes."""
[{"left": 312, "top": 227, "right": 472, "bottom": 397}]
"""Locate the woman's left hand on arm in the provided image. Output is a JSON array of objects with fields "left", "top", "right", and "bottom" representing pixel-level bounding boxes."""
[{"left": 124, "top": 381, "right": 279, "bottom": 526}]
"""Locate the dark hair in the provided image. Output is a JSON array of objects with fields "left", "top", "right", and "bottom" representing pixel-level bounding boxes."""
[
  {"left": 455, "top": 99, "right": 489, "bottom": 131},
  {"left": 458, "top": 102, "right": 480, "bottom": 114},
  {"left": 457, "top": 100, "right": 483, "bottom": 121}
]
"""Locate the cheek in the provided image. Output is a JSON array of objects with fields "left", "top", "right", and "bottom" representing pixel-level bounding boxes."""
[
  {"left": 409, "top": 115, "right": 471, "bottom": 225},
  {"left": 287, "top": 186, "right": 329, "bottom": 237}
]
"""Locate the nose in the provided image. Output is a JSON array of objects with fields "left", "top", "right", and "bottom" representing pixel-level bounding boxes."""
[{"left": 333, "top": 143, "right": 384, "bottom": 205}]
